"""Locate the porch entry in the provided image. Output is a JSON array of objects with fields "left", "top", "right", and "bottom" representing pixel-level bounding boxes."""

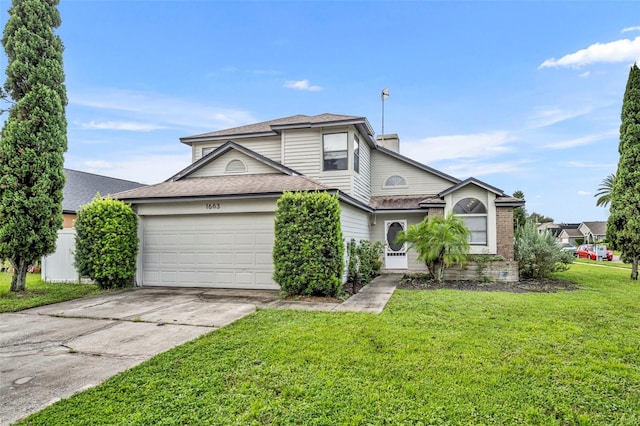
[{"left": 384, "top": 220, "right": 408, "bottom": 269}]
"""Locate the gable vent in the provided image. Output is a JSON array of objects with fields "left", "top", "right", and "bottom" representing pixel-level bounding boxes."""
[{"left": 225, "top": 159, "right": 247, "bottom": 174}]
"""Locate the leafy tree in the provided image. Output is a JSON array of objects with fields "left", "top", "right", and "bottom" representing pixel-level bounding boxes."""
[
  {"left": 513, "top": 190, "right": 526, "bottom": 230},
  {"left": 607, "top": 63, "right": 640, "bottom": 280},
  {"left": 515, "top": 220, "right": 573, "bottom": 279},
  {"left": 594, "top": 174, "right": 616, "bottom": 208},
  {"left": 272, "top": 191, "right": 344, "bottom": 296},
  {"left": 74, "top": 196, "right": 138, "bottom": 288},
  {"left": 528, "top": 212, "right": 554, "bottom": 224},
  {"left": 396, "top": 213, "right": 470, "bottom": 282},
  {"left": 0, "top": 0, "right": 67, "bottom": 292}
]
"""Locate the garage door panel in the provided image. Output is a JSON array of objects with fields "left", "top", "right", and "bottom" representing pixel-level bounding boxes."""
[
  {"left": 255, "top": 253, "right": 272, "bottom": 265},
  {"left": 142, "top": 213, "right": 277, "bottom": 289},
  {"left": 235, "top": 253, "right": 254, "bottom": 265}
]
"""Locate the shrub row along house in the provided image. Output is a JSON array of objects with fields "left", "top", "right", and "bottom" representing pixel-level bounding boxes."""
[{"left": 115, "top": 113, "right": 524, "bottom": 289}]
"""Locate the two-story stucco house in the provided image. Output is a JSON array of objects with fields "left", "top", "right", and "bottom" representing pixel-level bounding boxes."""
[{"left": 116, "top": 113, "right": 524, "bottom": 289}]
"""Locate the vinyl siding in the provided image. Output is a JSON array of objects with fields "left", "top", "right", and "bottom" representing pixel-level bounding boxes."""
[
  {"left": 352, "top": 130, "right": 372, "bottom": 203},
  {"left": 193, "top": 136, "right": 281, "bottom": 163},
  {"left": 370, "top": 150, "right": 454, "bottom": 196},
  {"left": 282, "top": 129, "right": 321, "bottom": 176},
  {"left": 340, "top": 203, "right": 371, "bottom": 281},
  {"left": 187, "top": 150, "right": 280, "bottom": 178},
  {"left": 340, "top": 203, "right": 371, "bottom": 243}
]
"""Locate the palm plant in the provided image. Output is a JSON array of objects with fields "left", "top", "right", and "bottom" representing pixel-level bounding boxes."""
[
  {"left": 396, "top": 213, "right": 470, "bottom": 282},
  {"left": 595, "top": 174, "right": 616, "bottom": 207}
]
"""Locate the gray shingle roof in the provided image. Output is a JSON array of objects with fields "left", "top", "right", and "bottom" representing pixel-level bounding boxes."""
[
  {"left": 582, "top": 221, "right": 607, "bottom": 236},
  {"left": 63, "top": 169, "right": 144, "bottom": 213},
  {"left": 114, "top": 174, "right": 332, "bottom": 201},
  {"left": 180, "top": 113, "right": 367, "bottom": 142}
]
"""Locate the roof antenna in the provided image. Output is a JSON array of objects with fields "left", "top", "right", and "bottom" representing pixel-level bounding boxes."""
[{"left": 381, "top": 88, "right": 389, "bottom": 145}]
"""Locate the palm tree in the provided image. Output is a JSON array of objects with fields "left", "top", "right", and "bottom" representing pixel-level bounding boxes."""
[
  {"left": 595, "top": 174, "right": 616, "bottom": 207},
  {"left": 396, "top": 213, "right": 470, "bottom": 282}
]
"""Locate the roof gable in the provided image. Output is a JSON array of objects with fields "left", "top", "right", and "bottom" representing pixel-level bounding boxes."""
[
  {"left": 374, "top": 145, "right": 460, "bottom": 185},
  {"left": 167, "top": 141, "right": 300, "bottom": 182},
  {"left": 438, "top": 177, "right": 505, "bottom": 197}
]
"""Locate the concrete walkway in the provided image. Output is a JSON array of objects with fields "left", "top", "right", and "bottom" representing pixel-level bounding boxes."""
[
  {"left": 267, "top": 273, "right": 398, "bottom": 313},
  {"left": 0, "top": 274, "right": 398, "bottom": 425}
]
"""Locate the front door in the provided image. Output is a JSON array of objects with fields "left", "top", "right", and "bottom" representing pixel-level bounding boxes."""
[{"left": 384, "top": 220, "right": 408, "bottom": 269}]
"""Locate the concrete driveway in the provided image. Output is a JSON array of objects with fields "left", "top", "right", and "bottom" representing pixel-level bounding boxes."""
[{"left": 0, "top": 287, "right": 280, "bottom": 425}]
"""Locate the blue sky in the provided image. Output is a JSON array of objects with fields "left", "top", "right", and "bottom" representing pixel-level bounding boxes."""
[{"left": 1, "top": 1, "right": 639, "bottom": 223}]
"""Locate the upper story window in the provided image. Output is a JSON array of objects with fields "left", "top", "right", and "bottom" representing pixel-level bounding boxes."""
[
  {"left": 384, "top": 175, "right": 407, "bottom": 187},
  {"left": 323, "top": 133, "right": 348, "bottom": 171},
  {"left": 453, "top": 197, "right": 487, "bottom": 245},
  {"left": 354, "top": 135, "right": 360, "bottom": 174},
  {"left": 225, "top": 159, "right": 247, "bottom": 174},
  {"left": 202, "top": 147, "right": 215, "bottom": 157}
]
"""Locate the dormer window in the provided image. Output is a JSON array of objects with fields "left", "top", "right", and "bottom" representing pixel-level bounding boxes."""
[
  {"left": 453, "top": 197, "right": 487, "bottom": 245},
  {"left": 225, "top": 159, "right": 247, "bottom": 174},
  {"left": 384, "top": 175, "right": 407, "bottom": 188},
  {"left": 323, "top": 133, "right": 348, "bottom": 171}
]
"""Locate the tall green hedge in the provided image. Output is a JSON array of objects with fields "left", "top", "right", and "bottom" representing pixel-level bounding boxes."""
[
  {"left": 74, "top": 196, "right": 138, "bottom": 288},
  {"left": 273, "top": 191, "right": 343, "bottom": 296}
]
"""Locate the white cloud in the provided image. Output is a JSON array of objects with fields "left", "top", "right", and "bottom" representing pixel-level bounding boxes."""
[
  {"left": 284, "top": 79, "right": 323, "bottom": 91},
  {"left": 78, "top": 121, "right": 166, "bottom": 131},
  {"left": 527, "top": 107, "right": 593, "bottom": 129},
  {"left": 67, "top": 152, "right": 192, "bottom": 184},
  {"left": 544, "top": 129, "right": 618, "bottom": 149},
  {"left": 69, "top": 88, "right": 256, "bottom": 131},
  {"left": 564, "top": 161, "right": 617, "bottom": 169},
  {"left": 402, "top": 131, "right": 516, "bottom": 163},
  {"left": 539, "top": 36, "right": 640, "bottom": 69},
  {"left": 84, "top": 160, "right": 114, "bottom": 169},
  {"left": 438, "top": 160, "right": 525, "bottom": 178},
  {"left": 621, "top": 26, "right": 640, "bottom": 33},
  {"left": 579, "top": 71, "right": 591, "bottom": 78},
  {"left": 577, "top": 191, "right": 591, "bottom": 196}
]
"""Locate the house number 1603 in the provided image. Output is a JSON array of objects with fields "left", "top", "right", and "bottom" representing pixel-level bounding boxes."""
[{"left": 205, "top": 203, "right": 221, "bottom": 210}]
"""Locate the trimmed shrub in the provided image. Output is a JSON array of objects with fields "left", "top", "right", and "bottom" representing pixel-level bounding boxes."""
[
  {"left": 74, "top": 196, "right": 138, "bottom": 289},
  {"left": 515, "top": 220, "right": 573, "bottom": 279},
  {"left": 273, "top": 191, "right": 344, "bottom": 296}
]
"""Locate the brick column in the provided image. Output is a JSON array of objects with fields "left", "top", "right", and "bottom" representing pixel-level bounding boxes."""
[
  {"left": 428, "top": 207, "right": 445, "bottom": 217},
  {"left": 496, "top": 206, "right": 514, "bottom": 260}
]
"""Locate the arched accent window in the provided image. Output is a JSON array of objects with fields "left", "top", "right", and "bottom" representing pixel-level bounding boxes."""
[
  {"left": 225, "top": 159, "right": 247, "bottom": 174},
  {"left": 384, "top": 175, "right": 407, "bottom": 187},
  {"left": 453, "top": 198, "right": 487, "bottom": 245}
]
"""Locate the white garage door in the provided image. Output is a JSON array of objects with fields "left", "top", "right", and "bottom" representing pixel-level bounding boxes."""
[{"left": 141, "top": 213, "right": 277, "bottom": 289}]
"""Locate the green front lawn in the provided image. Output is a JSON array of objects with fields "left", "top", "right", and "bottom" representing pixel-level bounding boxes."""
[
  {"left": 18, "top": 264, "right": 640, "bottom": 425},
  {"left": 0, "top": 273, "right": 108, "bottom": 313}
]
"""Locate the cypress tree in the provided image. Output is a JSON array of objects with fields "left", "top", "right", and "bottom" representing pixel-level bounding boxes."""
[
  {"left": 0, "top": 0, "right": 67, "bottom": 291},
  {"left": 607, "top": 63, "right": 640, "bottom": 280}
]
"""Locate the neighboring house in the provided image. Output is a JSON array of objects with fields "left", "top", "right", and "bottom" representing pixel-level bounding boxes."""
[
  {"left": 556, "top": 223, "right": 582, "bottom": 245},
  {"left": 115, "top": 113, "right": 524, "bottom": 290},
  {"left": 41, "top": 169, "right": 145, "bottom": 282},
  {"left": 578, "top": 221, "right": 608, "bottom": 244},
  {"left": 537, "top": 222, "right": 559, "bottom": 235},
  {"left": 62, "top": 168, "right": 145, "bottom": 227}
]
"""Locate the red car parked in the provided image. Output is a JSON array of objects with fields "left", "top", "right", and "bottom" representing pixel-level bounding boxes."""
[{"left": 576, "top": 244, "right": 613, "bottom": 261}]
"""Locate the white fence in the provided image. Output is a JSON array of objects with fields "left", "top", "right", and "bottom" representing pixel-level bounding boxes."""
[{"left": 42, "top": 229, "right": 82, "bottom": 283}]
